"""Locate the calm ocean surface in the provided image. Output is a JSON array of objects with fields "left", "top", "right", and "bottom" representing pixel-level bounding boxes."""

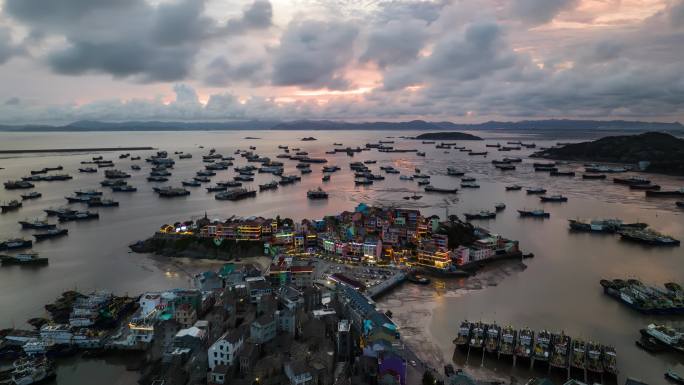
[{"left": 0, "top": 130, "right": 682, "bottom": 384}]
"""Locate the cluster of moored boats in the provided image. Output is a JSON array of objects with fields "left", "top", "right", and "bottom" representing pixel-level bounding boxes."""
[
  {"left": 600, "top": 279, "right": 684, "bottom": 314},
  {"left": 454, "top": 320, "right": 617, "bottom": 377},
  {"left": 568, "top": 218, "right": 680, "bottom": 246}
]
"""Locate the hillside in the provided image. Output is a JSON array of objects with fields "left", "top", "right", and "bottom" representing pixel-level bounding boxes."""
[
  {"left": 414, "top": 132, "right": 482, "bottom": 140},
  {"left": 532, "top": 132, "right": 684, "bottom": 175}
]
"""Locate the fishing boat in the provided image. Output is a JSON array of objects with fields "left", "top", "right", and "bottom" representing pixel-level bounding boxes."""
[
  {"left": 461, "top": 176, "right": 476, "bottom": 182},
  {"left": 322, "top": 175, "right": 330, "bottom": 182},
  {"left": 154, "top": 187, "right": 190, "bottom": 197},
  {"left": 629, "top": 183, "right": 660, "bottom": 191},
  {"left": 646, "top": 188, "right": 684, "bottom": 197},
  {"left": 515, "top": 328, "right": 534, "bottom": 360},
  {"left": 666, "top": 364, "right": 684, "bottom": 384},
  {"left": 182, "top": 180, "right": 202, "bottom": 187},
  {"left": 464, "top": 211, "right": 496, "bottom": 220},
  {"left": 485, "top": 324, "right": 501, "bottom": 353},
  {"left": 147, "top": 176, "right": 169, "bottom": 182},
  {"left": 602, "top": 345, "right": 618, "bottom": 376},
  {"left": 518, "top": 209, "right": 550, "bottom": 218},
  {"left": 505, "top": 185, "right": 522, "bottom": 191},
  {"left": 34, "top": 228, "right": 68, "bottom": 241},
  {"left": 550, "top": 333, "right": 570, "bottom": 369},
  {"left": 19, "top": 220, "right": 56, "bottom": 230},
  {"left": 7, "top": 357, "right": 56, "bottom": 384},
  {"left": 207, "top": 185, "right": 228, "bottom": 192},
  {"left": 618, "top": 228, "right": 680, "bottom": 246},
  {"left": 460, "top": 182, "right": 480, "bottom": 188},
  {"left": 0, "top": 253, "right": 48, "bottom": 266},
  {"left": 677, "top": 201, "right": 684, "bottom": 208},
  {"left": 495, "top": 203, "right": 506, "bottom": 211},
  {"left": 57, "top": 211, "right": 99, "bottom": 222},
  {"left": 526, "top": 188, "right": 547, "bottom": 194},
  {"left": 533, "top": 330, "right": 551, "bottom": 362},
  {"left": 496, "top": 164, "right": 516, "bottom": 171},
  {"left": 259, "top": 182, "right": 278, "bottom": 191},
  {"left": 112, "top": 185, "right": 137, "bottom": 192},
  {"left": 78, "top": 167, "right": 97, "bottom": 173},
  {"left": 586, "top": 342, "right": 603, "bottom": 374},
  {"left": 101, "top": 179, "right": 128, "bottom": 187},
  {"left": 20, "top": 192, "right": 42, "bottom": 200},
  {"left": 218, "top": 181, "right": 243, "bottom": 188},
  {"left": 582, "top": 173, "right": 606, "bottom": 179},
  {"left": 399, "top": 175, "right": 413, "bottom": 181},
  {"left": 87, "top": 198, "right": 119, "bottom": 207},
  {"left": 104, "top": 170, "right": 130, "bottom": 179},
  {"left": 454, "top": 321, "right": 471, "bottom": 348},
  {"left": 550, "top": 170, "right": 575, "bottom": 177},
  {"left": 425, "top": 186, "right": 458, "bottom": 194},
  {"left": 540, "top": 195, "right": 568, "bottom": 202},
  {"left": 1, "top": 200, "right": 22, "bottom": 213},
  {"left": 0, "top": 238, "right": 33, "bottom": 250},
  {"left": 614, "top": 176, "right": 651, "bottom": 186},
  {"left": 307, "top": 188, "right": 328, "bottom": 200},
  {"left": 446, "top": 168, "right": 465, "bottom": 176},
  {"left": 571, "top": 339, "right": 586, "bottom": 370},
  {"left": 4, "top": 180, "right": 35, "bottom": 190},
  {"left": 215, "top": 189, "right": 257, "bottom": 201},
  {"left": 469, "top": 322, "right": 485, "bottom": 349},
  {"left": 498, "top": 326, "right": 516, "bottom": 356}
]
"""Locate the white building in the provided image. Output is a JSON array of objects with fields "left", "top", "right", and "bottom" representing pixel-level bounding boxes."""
[
  {"left": 208, "top": 329, "right": 245, "bottom": 370},
  {"left": 139, "top": 292, "right": 162, "bottom": 316}
]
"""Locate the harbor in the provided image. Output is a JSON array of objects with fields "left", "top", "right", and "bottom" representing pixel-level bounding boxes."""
[{"left": 1, "top": 130, "right": 683, "bottom": 385}]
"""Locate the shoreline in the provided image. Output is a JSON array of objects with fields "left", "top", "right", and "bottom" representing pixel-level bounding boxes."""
[
  {"left": 377, "top": 260, "right": 530, "bottom": 383},
  {"left": 0, "top": 147, "right": 154, "bottom": 154}
]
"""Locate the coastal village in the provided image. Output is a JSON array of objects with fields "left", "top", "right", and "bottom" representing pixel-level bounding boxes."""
[
  {"left": 1, "top": 204, "right": 529, "bottom": 385},
  {"left": 1, "top": 132, "right": 683, "bottom": 385}
]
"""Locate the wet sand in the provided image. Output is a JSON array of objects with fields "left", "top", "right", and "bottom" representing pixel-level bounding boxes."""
[{"left": 377, "top": 260, "right": 529, "bottom": 381}]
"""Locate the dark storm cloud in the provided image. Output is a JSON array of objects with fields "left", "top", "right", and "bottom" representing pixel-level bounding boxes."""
[
  {"left": 374, "top": 0, "right": 449, "bottom": 24},
  {"left": 272, "top": 20, "right": 358, "bottom": 90},
  {"left": 5, "top": 0, "right": 214, "bottom": 82},
  {"left": 669, "top": 0, "right": 684, "bottom": 28},
  {"left": 381, "top": 21, "right": 518, "bottom": 91},
  {"left": 0, "top": 27, "right": 24, "bottom": 64},
  {"left": 226, "top": 0, "right": 273, "bottom": 33},
  {"left": 510, "top": 0, "right": 579, "bottom": 25},
  {"left": 360, "top": 19, "right": 429, "bottom": 68},
  {"left": 203, "top": 56, "right": 265, "bottom": 86}
]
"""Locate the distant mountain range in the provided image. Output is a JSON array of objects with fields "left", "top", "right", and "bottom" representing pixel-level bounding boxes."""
[{"left": 0, "top": 119, "right": 681, "bottom": 132}]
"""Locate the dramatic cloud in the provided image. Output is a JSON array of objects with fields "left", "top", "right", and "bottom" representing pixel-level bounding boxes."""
[
  {"left": 510, "top": 0, "right": 579, "bottom": 25},
  {"left": 0, "top": 0, "right": 682, "bottom": 124},
  {"left": 226, "top": 0, "right": 273, "bottom": 33},
  {"left": 4, "top": 0, "right": 216, "bottom": 81},
  {"left": 203, "top": 56, "right": 265, "bottom": 86},
  {"left": 0, "top": 26, "right": 23, "bottom": 64},
  {"left": 360, "top": 18, "right": 429, "bottom": 68},
  {"left": 272, "top": 19, "right": 359, "bottom": 90}
]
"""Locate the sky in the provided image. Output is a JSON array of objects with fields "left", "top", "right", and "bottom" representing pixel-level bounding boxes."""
[{"left": 0, "top": 0, "right": 683, "bottom": 124}]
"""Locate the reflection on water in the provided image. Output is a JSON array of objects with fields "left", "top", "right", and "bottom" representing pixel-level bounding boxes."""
[{"left": 1, "top": 130, "right": 683, "bottom": 384}]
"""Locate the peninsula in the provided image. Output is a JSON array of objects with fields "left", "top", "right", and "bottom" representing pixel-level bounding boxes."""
[{"left": 532, "top": 132, "right": 684, "bottom": 175}]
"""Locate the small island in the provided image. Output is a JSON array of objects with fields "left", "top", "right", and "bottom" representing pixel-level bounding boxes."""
[
  {"left": 414, "top": 132, "right": 483, "bottom": 140},
  {"left": 532, "top": 131, "right": 684, "bottom": 175}
]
